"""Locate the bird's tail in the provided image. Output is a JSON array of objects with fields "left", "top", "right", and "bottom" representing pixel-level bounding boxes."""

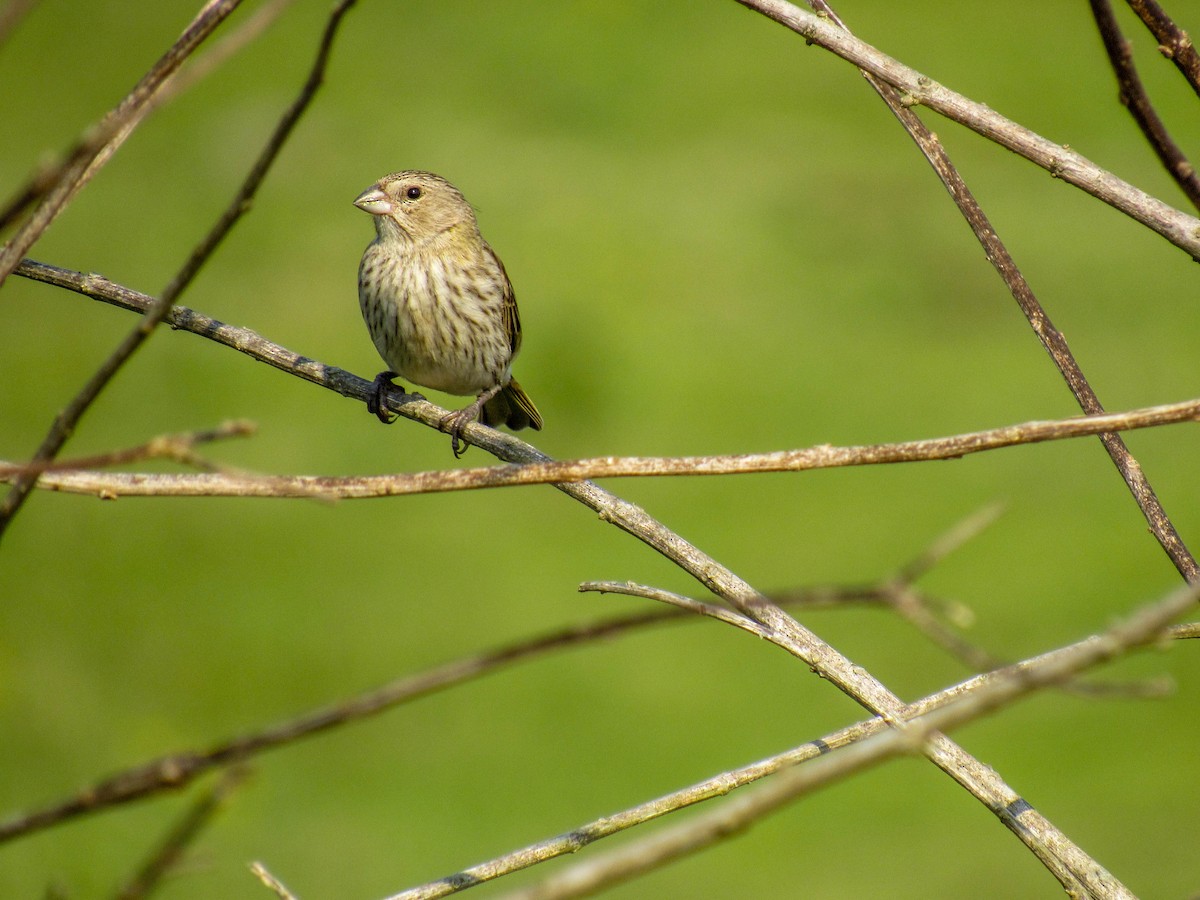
[{"left": 482, "top": 378, "right": 543, "bottom": 432}]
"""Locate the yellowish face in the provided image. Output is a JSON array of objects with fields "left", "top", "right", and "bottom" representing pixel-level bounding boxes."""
[{"left": 354, "top": 170, "right": 476, "bottom": 242}]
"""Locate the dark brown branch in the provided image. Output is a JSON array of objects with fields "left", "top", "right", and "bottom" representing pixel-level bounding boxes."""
[
  {"left": 115, "top": 767, "right": 250, "bottom": 900},
  {"left": 1126, "top": 0, "right": 1200, "bottom": 98},
  {"left": 0, "top": 610, "right": 695, "bottom": 844},
  {"left": 1092, "top": 0, "right": 1200, "bottom": 210},
  {"left": 0, "top": 0, "right": 359, "bottom": 540},
  {"left": 162, "top": 0, "right": 358, "bottom": 301}
]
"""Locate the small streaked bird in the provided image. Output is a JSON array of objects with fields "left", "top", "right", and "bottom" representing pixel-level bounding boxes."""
[{"left": 354, "top": 170, "right": 542, "bottom": 456}]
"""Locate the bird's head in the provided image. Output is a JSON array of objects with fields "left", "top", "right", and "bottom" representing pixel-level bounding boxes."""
[{"left": 354, "top": 170, "right": 477, "bottom": 243}]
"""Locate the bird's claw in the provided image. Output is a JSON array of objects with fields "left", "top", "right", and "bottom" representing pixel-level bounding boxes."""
[
  {"left": 440, "top": 409, "right": 476, "bottom": 458},
  {"left": 367, "top": 371, "right": 401, "bottom": 424}
]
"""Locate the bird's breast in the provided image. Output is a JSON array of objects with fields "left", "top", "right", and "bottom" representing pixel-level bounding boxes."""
[{"left": 358, "top": 243, "right": 512, "bottom": 396}]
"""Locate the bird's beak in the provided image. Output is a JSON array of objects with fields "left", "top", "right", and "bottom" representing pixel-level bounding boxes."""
[{"left": 354, "top": 186, "right": 393, "bottom": 215}]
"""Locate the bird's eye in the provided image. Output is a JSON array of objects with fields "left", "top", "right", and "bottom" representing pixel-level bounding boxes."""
[{"left": 405, "top": 186, "right": 422, "bottom": 200}]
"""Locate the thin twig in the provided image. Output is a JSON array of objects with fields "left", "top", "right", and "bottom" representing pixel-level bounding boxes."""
[
  {"left": 0, "top": 421, "right": 255, "bottom": 478},
  {"left": 1091, "top": 0, "right": 1200, "bottom": 210},
  {"left": 0, "top": 609, "right": 702, "bottom": 844},
  {"left": 1125, "top": 0, "right": 1200, "bottom": 98},
  {"left": 889, "top": 502, "right": 1004, "bottom": 584},
  {"left": 115, "top": 767, "right": 251, "bottom": 900},
  {"left": 0, "top": 0, "right": 296, "bottom": 235},
  {"left": 0, "top": 0, "right": 359, "bottom": 540},
  {"left": 5, "top": 398, "right": 1197, "bottom": 499},
  {"left": 727, "top": 0, "right": 1200, "bottom": 260},
  {"left": 250, "top": 862, "right": 299, "bottom": 900},
  {"left": 579, "top": 581, "right": 772, "bottom": 637},
  {"left": 773, "top": 505, "right": 1167, "bottom": 697},
  {"left": 0, "top": 0, "right": 38, "bottom": 52},
  {"left": 0, "top": 0, "right": 245, "bottom": 284}
]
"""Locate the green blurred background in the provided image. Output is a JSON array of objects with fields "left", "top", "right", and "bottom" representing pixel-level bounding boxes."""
[{"left": 2, "top": 1, "right": 1198, "bottom": 896}]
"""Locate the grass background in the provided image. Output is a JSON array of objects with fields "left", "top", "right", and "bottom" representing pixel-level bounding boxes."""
[{"left": 2, "top": 1, "right": 1199, "bottom": 897}]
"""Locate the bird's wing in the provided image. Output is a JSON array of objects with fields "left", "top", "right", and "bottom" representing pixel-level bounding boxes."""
[{"left": 492, "top": 246, "right": 522, "bottom": 356}]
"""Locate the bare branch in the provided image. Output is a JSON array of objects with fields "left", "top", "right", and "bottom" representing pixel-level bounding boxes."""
[
  {"left": 0, "top": 0, "right": 38, "bottom": 52},
  {"left": 250, "top": 862, "right": 299, "bottom": 900},
  {"left": 115, "top": 767, "right": 250, "bottom": 900},
  {"left": 0, "top": 0, "right": 359, "bottom": 539},
  {"left": 0, "top": 421, "right": 255, "bottom": 478},
  {"left": 580, "top": 581, "right": 772, "bottom": 637},
  {"left": 1126, "top": 0, "right": 1200, "bottom": 97},
  {"left": 1092, "top": 0, "right": 1200, "bottom": 209},
  {"left": 732, "top": 0, "right": 1200, "bottom": 260},
  {"left": 6, "top": 399, "right": 1197, "bottom": 499},
  {"left": 771, "top": 506, "right": 1168, "bottom": 697},
  {"left": 0, "top": 608, "right": 701, "bottom": 844},
  {"left": 0, "top": 0, "right": 297, "bottom": 235},
  {"left": 888, "top": 502, "right": 1004, "bottom": 584},
  {"left": 0, "top": 0, "right": 245, "bottom": 284}
]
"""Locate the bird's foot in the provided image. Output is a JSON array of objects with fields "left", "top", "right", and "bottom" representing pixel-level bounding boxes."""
[
  {"left": 440, "top": 385, "right": 504, "bottom": 457},
  {"left": 368, "top": 371, "right": 406, "bottom": 424},
  {"left": 440, "top": 407, "right": 477, "bottom": 458}
]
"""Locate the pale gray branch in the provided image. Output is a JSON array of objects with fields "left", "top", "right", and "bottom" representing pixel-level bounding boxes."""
[
  {"left": 6, "top": 398, "right": 1196, "bottom": 499},
  {"left": 734, "top": 0, "right": 1200, "bottom": 260},
  {"left": 388, "top": 581, "right": 1199, "bottom": 900},
  {"left": 580, "top": 581, "right": 771, "bottom": 637},
  {"left": 250, "top": 862, "right": 299, "bottom": 900}
]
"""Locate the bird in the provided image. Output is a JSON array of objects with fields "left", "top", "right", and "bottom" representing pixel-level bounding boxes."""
[{"left": 354, "top": 170, "right": 542, "bottom": 457}]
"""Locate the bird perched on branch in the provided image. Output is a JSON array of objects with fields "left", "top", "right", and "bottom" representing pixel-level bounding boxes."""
[{"left": 354, "top": 170, "right": 542, "bottom": 457}]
